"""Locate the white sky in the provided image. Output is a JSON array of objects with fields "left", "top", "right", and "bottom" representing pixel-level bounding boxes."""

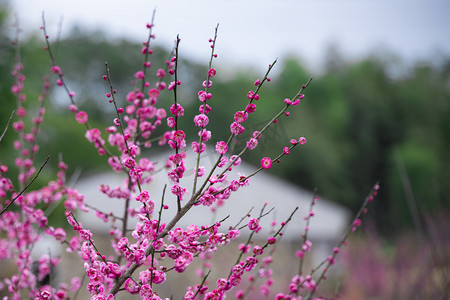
[{"left": 11, "top": 0, "right": 450, "bottom": 73}]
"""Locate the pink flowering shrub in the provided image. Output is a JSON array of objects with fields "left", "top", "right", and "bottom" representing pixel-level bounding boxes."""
[{"left": 0, "top": 16, "right": 380, "bottom": 300}]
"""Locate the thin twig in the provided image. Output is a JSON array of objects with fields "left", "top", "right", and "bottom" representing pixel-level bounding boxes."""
[
  {"left": 72, "top": 271, "right": 86, "bottom": 300},
  {"left": 0, "top": 110, "right": 15, "bottom": 144},
  {"left": 0, "top": 155, "right": 50, "bottom": 216},
  {"left": 232, "top": 207, "right": 254, "bottom": 230},
  {"left": 298, "top": 190, "right": 317, "bottom": 277},
  {"left": 192, "top": 24, "right": 219, "bottom": 196},
  {"left": 303, "top": 182, "right": 380, "bottom": 300},
  {"left": 193, "top": 269, "right": 211, "bottom": 299},
  {"left": 395, "top": 149, "right": 424, "bottom": 239},
  {"left": 216, "top": 77, "right": 313, "bottom": 186}
]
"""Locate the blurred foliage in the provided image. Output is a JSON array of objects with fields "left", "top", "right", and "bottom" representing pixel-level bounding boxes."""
[
  {"left": 340, "top": 214, "right": 449, "bottom": 299},
  {"left": 1, "top": 7, "right": 449, "bottom": 235},
  {"left": 0, "top": 1, "right": 15, "bottom": 151}
]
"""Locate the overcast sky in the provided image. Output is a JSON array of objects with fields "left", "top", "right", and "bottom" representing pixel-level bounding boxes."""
[{"left": 11, "top": 0, "right": 450, "bottom": 73}]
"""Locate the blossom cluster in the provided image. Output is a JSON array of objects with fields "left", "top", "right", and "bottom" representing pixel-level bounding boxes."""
[{"left": 0, "top": 16, "right": 379, "bottom": 300}]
